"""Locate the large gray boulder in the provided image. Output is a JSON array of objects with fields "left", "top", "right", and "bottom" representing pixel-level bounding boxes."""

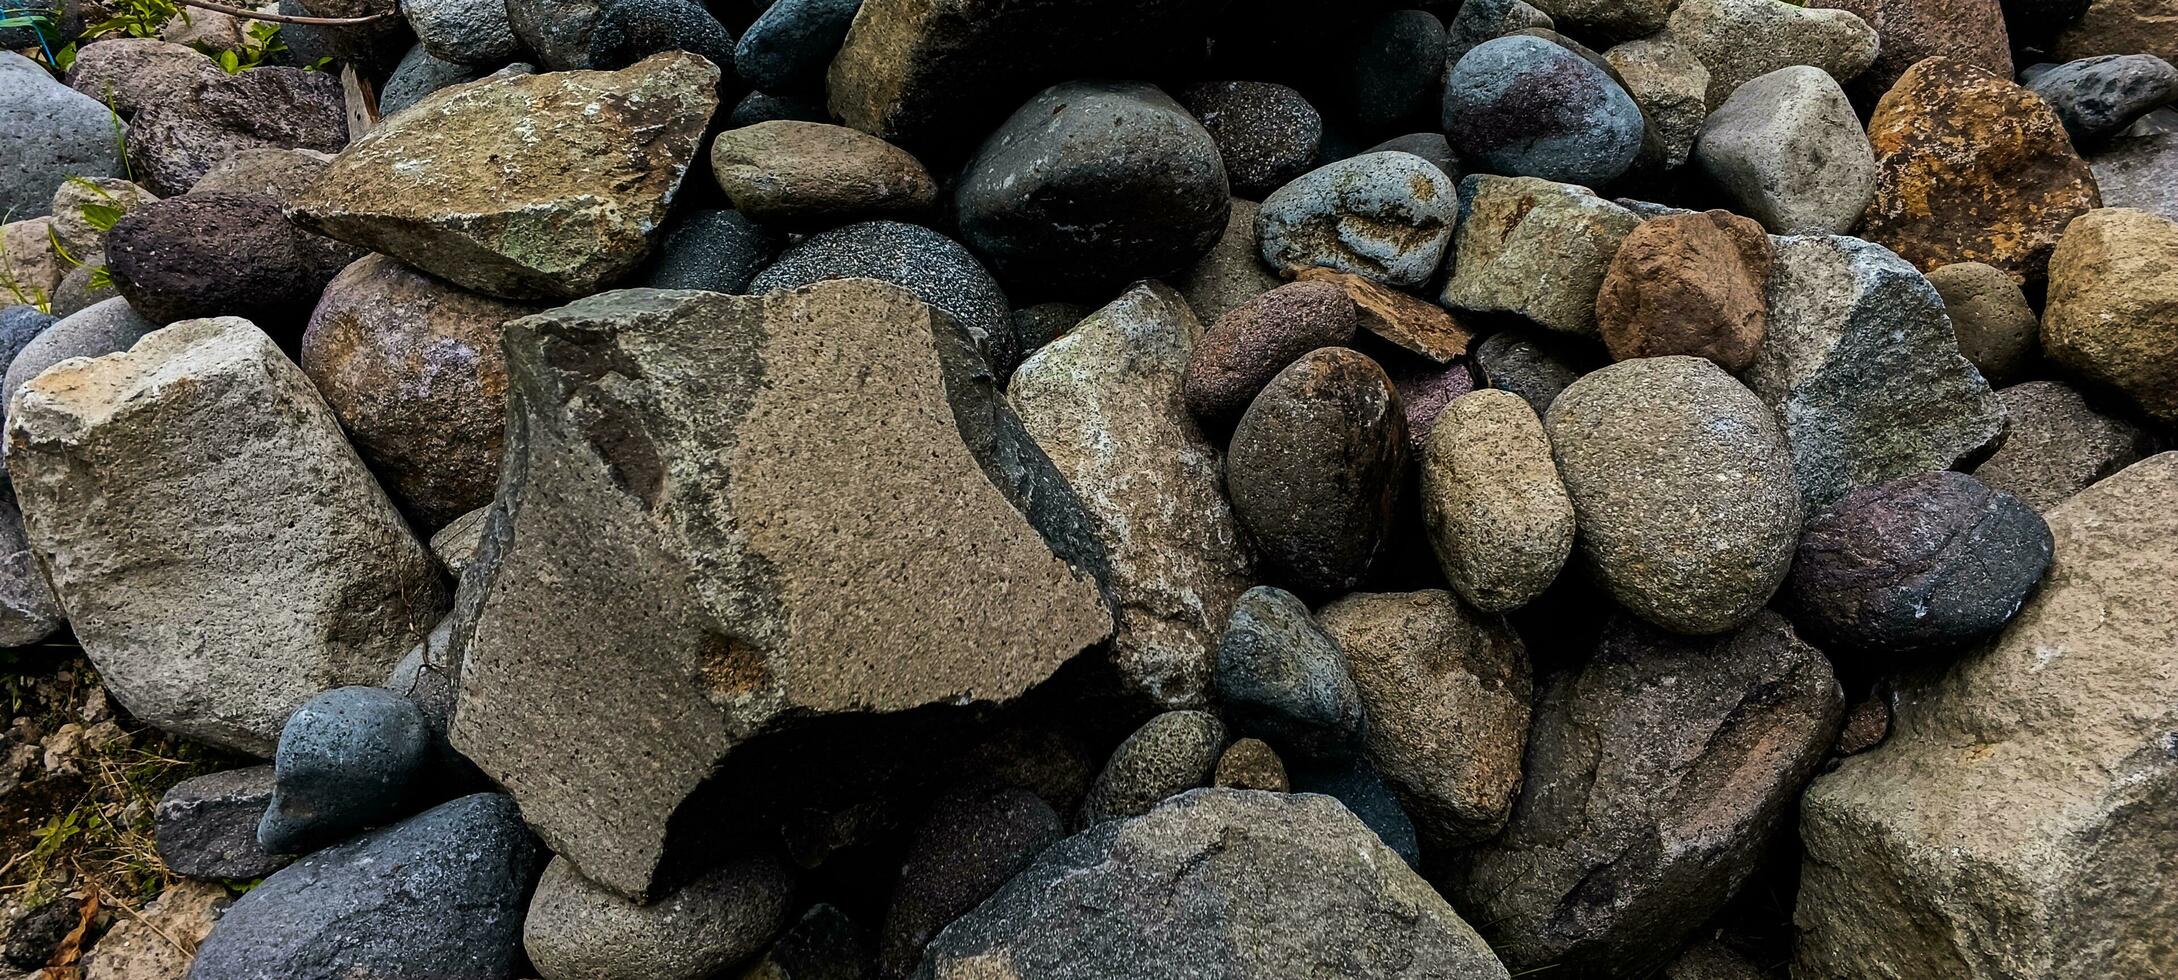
[
  {"left": 914, "top": 789, "right": 1512, "bottom": 979},
  {"left": 5, "top": 317, "right": 446, "bottom": 755},
  {"left": 0, "top": 52, "right": 121, "bottom": 220},
  {"left": 1006, "top": 283, "right": 1253, "bottom": 707},
  {"left": 449, "top": 280, "right": 1114, "bottom": 901},
  {"left": 1445, "top": 611, "right": 1843, "bottom": 976},
  {"left": 1795, "top": 452, "right": 2178, "bottom": 979}
]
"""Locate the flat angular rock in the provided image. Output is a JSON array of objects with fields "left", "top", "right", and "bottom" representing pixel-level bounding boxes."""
[
  {"left": 1971, "top": 380, "right": 2146, "bottom": 511},
  {"left": 1, "top": 52, "right": 122, "bottom": 220},
  {"left": 1257, "top": 151, "right": 1456, "bottom": 289},
  {"left": 290, "top": 52, "right": 720, "bottom": 300},
  {"left": 1750, "top": 235, "right": 2007, "bottom": 509},
  {"left": 1418, "top": 390, "right": 1574, "bottom": 612},
  {"left": 1795, "top": 453, "right": 2178, "bottom": 980},
  {"left": 450, "top": 280, "right": 1113, "bottom": 900},
  {"left": 1604, "top": 38, "right": 1710, "bottom": 172},
  {"left": 1008, "top": 283, "right": 1254, "bottom": 707},
  {"left": 188, "top": 793, "right": 540, "bottom": 980},
  {"left": 1295, "top": 266, "right": 1470, "bottom": 364},
  {"left": 155, "top": 765, "right": 289, "bottom": 880},
  {"left": 82, "top": 880, "right": 230, "bottom": 980},
  {"left": 1692, "top": 65, "right": 1877, "bottom": 235},
  {"left": 1659, "top": 0, "right": 1878, "bottom": 108},
  {"left": 1446, "top": 611, "right": 1843, "bottom": 977},
  {"left": 0, "top": 298, "right": 157, "bottom": 421},
  {"left": 2041, "top": 207, "right": 2178, "bottom": 427},
  {"left": 915, "top": 790, "right": 1513, "bottom": 980},
  {"left": 1596, "top": 210, "right": 1772, "bottom": 371},
  {"left": 1317, "top": 591, "right": 1530, "bottom": 849},
  {"left": 1545, "top": 356, "right": 1801, "bottom": 635},
  {"left": 190, "top": 147, "right": 334, "bottom": 203},
  {"left": 524, "top": 851, "right": 796, "bottom": 980},
  {"left": 6, "top": 317, "right": 447, "bottom": 755},
  {"left": 1861, "top": 56, "right": 2101, "bottom": 282},
  {"left": 1442, "top": 176, "right": 1639, "bottom": 337}
]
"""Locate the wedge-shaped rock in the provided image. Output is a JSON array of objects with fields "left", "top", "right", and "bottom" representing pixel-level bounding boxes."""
[
  {"left": 1749, "top": 235, "right": 2007, "bottom": 509},
  {"left": 1796, "top": 453, "right": 2178, "bottom": 979},
  {"left": 289, "top": 52, "right": 719, "bottom": 300},
  {"left": 451, "top": 280, "right": 1114, "bottom": 901},
  {"left": 5, "top": 318, "right": 446, "bottom": 755},
  {"left": 1007, "top": 283, "right": 1253, "bottom": 707}
]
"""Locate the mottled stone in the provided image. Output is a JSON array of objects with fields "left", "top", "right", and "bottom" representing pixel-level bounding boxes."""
[
  {"left": 1658, "top": 0, "right": 1878, "bottom": 108},
  {"left": 1546, "top": 356, "right": 1801, "bottom": 635},
  {"left": 1604, "top": 38, "right": 1710, "bottom": 172},
  {"left": 734, "top": 0, "right": 861, "bottom": 92},
  {"left": 1795, "top": 454, "right": 2178, "bottom": 980},
  {"left": 1386, "top": 358, "right": 1479, "bottom": 447},
  {"left": 878, "top": 783, "right": 1062, "bottom": 978},
  {"left": 504, "top": 0, "right": 607, "bottom": 69},
  {"left": 1256, "top": 151, "right": 1456, "bottom": 289},
  {"left": 1751, "top": 235, "right": 2007, "bottom": 509},
  {"left": 47, "top": 176, "right": 155, "bottom": 261},
  {"left": 380, "top": 44, "right": 503, "bottom": 116},
  {"left": 1180, "top": 280, "right": 1358, "bottom": 427},
  {"left": 1226, "top": 348, "right": 1407, "bottom": 594},
  {"left": 1212, "top": 738, "right": 1288, "bottom": 791},
  {"left": 0, "top": 298, "right": 155, "bottom": 419},
  {"left": 525, "top": 851, "right": 796, "bottom": 980},
  {"left": 190, "top": 147, "right": 333, "bottom": 204},
  {"left": 710, "top": 121, "right": 936, "bottom": 228},
  {"left": 1446, "top": 611, "right": 1843, "bottom": 976},
  {"left": 1861, "top": 56, "right": 2101, "bottom": 282},
  {"left": 2090, "top": 130, "right": 2177, "bottom": 222},
  {"left": 1971, "top": 380, "right": 2147, "bottom": 511},
  {"left": 1446, "top": 0, "right": 1555, "bottom": 66},
  {"left": 585, "top": 0, "right": 737, "bottom": 84},
  {"left": 0, "top": 219, "right": 61, "bottom": 307},
  {"left": 1175, "top": 198, "right": 1282, "bottom": 327},
  {"left": 2041, "top": 207, "right": 2178, "bottom": 426},
  {"left": 450, "top": 281, "right": 1112, "bottom": 900},
  {"left": 1007, "top": 283, "right": 1255, "bottom": 707},
  {"left": 1692, "top": 65, "right": 1877, "bottom": 235},
  {"left": 1596, "top": 210, "right": 1772, "bottom": 371},
  {"left": 2027, "top": 54, "right": 2178, "bottom": 145},
  {"left": 2055, "top": 0, "right": 2178, "bottom": 64},
  {"left": 62, "top": 37, "right": 222, "bottom": 116},
  {"left": 1078, "top": 710, "right": 1226, "bottom": 827},
  {"left": 290, "top": 52, "right": 720, "bottom": 300},
  {"left": 915, "top": 790, "right": 1512, "bottom": 979},
  {"left": 1471, "top": 326, "right": 1602, "bottom": 414},
  {"left": 124, "top": 66, "right": 347, "bottom": 198},
  {"left": 638, "top": 209, "right": 779, "bottom": 294},
  {"left": 1419, "top": 390, "right": 1574, "bottom": 612},
  {"left": 1317, "top": 591, "right": 1529, "bottom": 849},
  {"left": 2, "top": 51, "right": 123, "bottom": 219},
  {"left": 1809, "top": 0, "right": 2012, "bottom": 103},
  {"left": 1442, "top": 175, "right": 1640, "bottom": 337},
  {"left": 82, "top": 880, "right": 229, "bottom": 979},
  {"left": 258, "top": 686, "right": 430, "bottom": 854},
  {"left": 156, "top": 765, "right": 288, "bottom": 880},
  {"left": 748, "top": 220, "right": 1015, "bottom": 374},
  {"left": 1213, "top": 585, "right": 1364, "bottom": 763},
  {"left": 404, "top": 0, "right": 522, "bottom": 65},
  {"left": 1178, "top": 80, "right": 1322, "bottom": 199},
  {"left": 104, "top": 193, "right": 358, "bottom": 338},
  {"left": 1442, "top": 35, "right": 1645, "bottom": 187}
]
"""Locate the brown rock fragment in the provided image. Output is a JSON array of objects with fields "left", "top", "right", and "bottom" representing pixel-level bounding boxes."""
[
  {"left": 1594, "top": 210, "right": 1773, "bottom": 371},
  {"left": 1295, "top": 266, "right": 1471, "bottom": 364}
]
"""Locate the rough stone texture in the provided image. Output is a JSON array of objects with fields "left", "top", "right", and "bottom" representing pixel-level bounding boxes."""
[
  {"left": 748, "top": 221, "right": 1015, "bottom": 375},
  {"left": 404, "top": 0, "right": 522, "bottom": 65},
  {"left": 1447, "top": 611, "right": 1844, "bottom": 977},
  {"left": 711, "top": 121, "right": 936, "bottom": 228},
  {"left": 0, "top": 219, "right": 61, "bottom": 308},
  {"left": 1471, "top": 326, "right": 1604, "bottom": 415},
  {"left": 1786, "top": 471, "right": 2053, "bottom": 659},
  {"left": 1226, "top": 348, "right": 1407, "bottom": 595},
  {"left": 189, "top": 147, "right": 333, "bottom": 204},
  {"left": 381, "top": 44, "right": 502, "bottom": 117},
  {"left": 125, "top": 66, "right": 347, "bottom": 198},
  {"left": 47, "top": 253, "right": 114, "bottom": 318},
  {"left": 584, "top": 0, "right": 737, "bottom": 84},
  {"left": 1928, "top": 261, "right": 2038, "bottom": 385},
  {"left": 187, "top": 793, "right": 541, "bottom": 980},
  {"left": 955, "top": 80, "right": 1229, "bottom": 299},
  {"left": 1256, "top": 151, "right": 1456, "bottom": 289},
  {"left": 429, "top": 506, "right": 490, "bottom": 578},
  {"left": 1442, "top": 36, "right": 1645, "bottom": 187},
  {"left": 525, "top": 851, "right": 796, "bottom": 980},
  {"left": 2041, "top": 207, "right": 2178, "bottom": 427},
  {"left": 1751, "top": 235, "right": 2008, "bottom": 510},
  {"left": 155, "top": 765, "right": 290, "bottom": 880},
  {"left": 1971, "top": 381, "right": 2146, "bottom": 511},
  {"left": 735, "top": 0, "right": 861, "bottom": 92},
  {"left": 1008, "top": 284, "right": 1253, "bottom": 707},
  {"left": 1177, "top": 81, "right": 1322, "bottom": 199},
  {"left": 1809, "top": 0, "right": 2013, "bottom": 103},
  {"left": 505, "top": 0, "right": 607, "bottom": 69},
  {"left": 0, "top": 491, "right": 61, "bottom": 649},
  {"left": 103, "top": 193, "right": 359, "bottom": 336},
  {"left": 80, "top": 880, "right": 230, "bottom": 980},
  {"left": 1546, "top": 356, "right": 1801, "bottom": 635},
  {"left": 1293, "top": 266, "right": 1469, "bottom": 364},
  {"left": 1661, "top": 938, "right": 1770, "bottom": 980},
  {"left": 47, "top": 176, "right": 155, "bottom": 261},
  {"left": 1442, "top": 176, "right": 1640, "bottom": 337},
  {"left": 62, "top": 37, "right": 223, "bottom": 116},
  {"left": 1658, "top": 0, "right": 1878, "bottom": 108},
  {"left": 0, "top": 299, "right": 156, "bottom": 420},
  {"left": 2027, "top": 54, "right": 2178, "bottom": 145},
  {"left": 2055, "top": 0, "right": 2178, "bottom": 64},
  {"left": 1604, "top": 38, "right": 1710, "bottom": 172},
  {"left": 1692, "top": 65, "right": 1878, "bottom": 236},
  {"left": 1795, "top": 453, "right": 2178, "bottom": 980},
  {"left": 1527, "top": 0, "right": 1666, "bottom": 39},
  {"left": 825, "top": 0, "right": 1221, "bottom": 152},
  {"left": 1595, "top": 210, "right": 1772, "bottom": 371},
  {"left": 1175, "top": 198, "right": 1282, "bottom": 328},
  {"left": 639, "top": 209, "right": 778, "bottom": 294},
  {"left": 878, "top": 783, "right": 1063, "bottom": 979},
  {"left": 1213, "top": 585, "right": 1365, "bottom": 764},
  {"left": 1419, "top": 390, "right": 1574, "bottom": 612},
  {"left": 1861, "top": 57, "right": 2102, "bottom": 283},
  {"left": 1078, "top": 710, "right": 1226, "bottom": 827},
  {"left": 914, "top": 790, "right": 1513, "bottom": 979},
  {"left": 1446, "top": 0, "right": 1556, "bottom": 66},
  {"left": 290, "top": 52, "right": 720, "bottom": 300},
  {"left": 1179, "top": 280, "right": 1358, "bottom": 427},
  {"left": 6, "top": 318, "right": 446, "bottom": 756},
  {"left": 1213, "top": 738, "right": 1288, "bottom": 791},
  {"left": 258, "top": 686, "right": 430, "bottom": 854},
  {"left": 301, "top": 254, "right": 545, "bottom": 530},
  {"left": 1009, "top": 302, "right": 1087, "bottom": 357},
  {"left": 1, "top": 52, "right": 122, "bottom": 220},
  {"left": 450, "top": 281, "right": 1113, "bottom": 900},
  {"left": 1317, "top": 591, "right": 1529, "bottom": 849}
]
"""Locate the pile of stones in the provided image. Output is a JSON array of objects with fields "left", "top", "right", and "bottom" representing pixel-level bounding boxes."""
[{"left": 1, "top": 0, "right": 2175, "bottom": 975}]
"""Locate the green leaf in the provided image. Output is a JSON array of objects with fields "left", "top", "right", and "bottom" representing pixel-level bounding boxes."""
[
  {"left": 79, "top": 201, "right": 125, "bottom": 232},
  {"left": 88, "top": 265, "right": 112, "bottom": 290},
  {"left": 217, "top": 48, "right": 239, "bottom": 73}
]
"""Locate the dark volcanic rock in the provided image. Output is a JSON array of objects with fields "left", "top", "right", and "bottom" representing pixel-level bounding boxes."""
[
  {"left": 1971, "top": 381, "right": 2147, "bottom": 511},
  {"left": 1471, "top": 327, "right": 1602, "bottom": 415},
  {"left": 955, "top": 80, "right": 1230, "bottom": 299},
  {"left": 586, "top": 0, "right": 738, "bottom": 85},
  {"left": 1287, "top": 756, "right": 1424, "bottom": 867},
  {"left": 749, "top": 220, "right": 1016, "bottom": 375},
  {"left": 2026, "top": 54, "right": 2178, "bottom": 145},
  {"left": 1180, "top": 280, "right": 1359, "bottom": 428},
  {"left": 1442, "top": 35, "right": 1644, "bottom": 187},
  {"left": 639, "top": 209, "right": 781, "bottom": 293},
  {"left": 1177, "top": 80, "right": 1323, "bottom": 199},
  {"left": 879, "top": 783, "right": 1064, "bottom": 977},
  {"left": 124, "top": 66, "right": 347, "bottom": 198},
  {"left": 1785, "top": 471, "right": 2053, "bottom": 658},
  {"left": 735, "top": 0, "right": 861, "bottom": 93},
  {"left": 1336, "top": 11, "right": 1448, "bottom": 134},
  {"left": 155, "top": 766, "right": 291, "bottom": 880},
  {"left": 1226, "top": 348, "right": 1409, "bottom": 595},
  {"left": 258, "top": 686, "right": 430, "bottom": 855},
  {"left": 1445, "top": 612, "right": 1844, "bottom": 977},
  {"left": 1213, "top": 585, "right": 1365, "bottom": 763},
  {"left": 103, "top": 193, "right": 358, "bottom": 337}
]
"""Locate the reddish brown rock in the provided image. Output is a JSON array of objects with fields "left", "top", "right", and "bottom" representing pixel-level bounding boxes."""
[
  {"left": 1860, "top": 57, "right": 2102, "bottom": 282},
  {"left": 1294, "top": 267, "right": 1471, "bottom": 364},
  {"left": 301, "top": 254, "right": 549, "bottom": 530},
  {"left": 1180, "top": 280, "right": 1358, "bottom": 428},
  {"left": 1809, "top": 0, "right": 2013, "bottom": 103},
  {"left": 1594, "top": 210, "right": 1773, "bottom": 372}
]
